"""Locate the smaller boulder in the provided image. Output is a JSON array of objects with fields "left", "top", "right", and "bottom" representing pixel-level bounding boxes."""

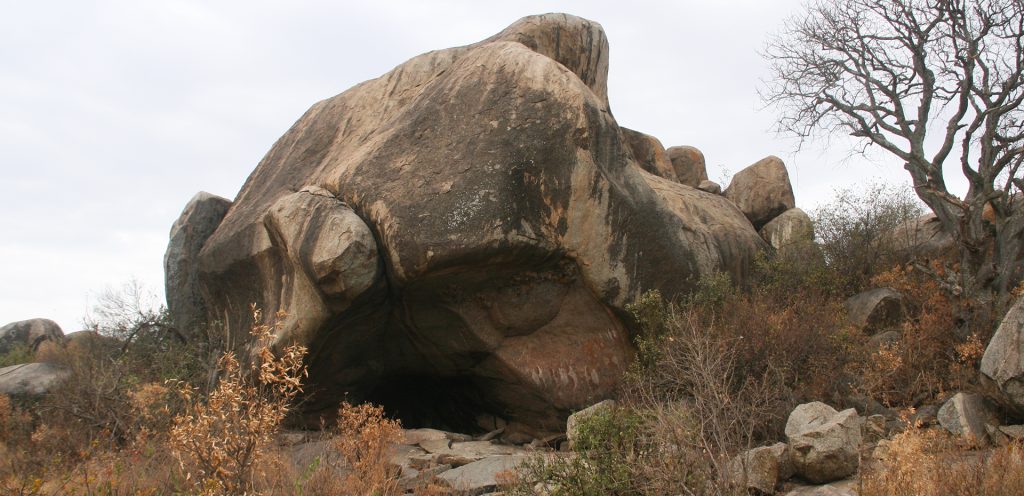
[
  {"left": 566, "top": 399, "right": 615, "bottom": 448},
  {"left": 911, "top": 404, "right": 940, "bottom": 427},
  {"left": 759, "top": 208, "right": 814, "bottom": 251},
  {"left": 844, "top": 288, "right": 910, "bottom": 334},
  {"left": 665, "top": 145, "right": 708, "bottom": 187},
  {"left": 724, "top": 156, "right": 796, "bottom": 229},
  {"left": 785, "top": 402, "right": 862, "bottom": 484},
  {"left": 0, "top": 362, "right": 68, "bottom": 396},
  {"left": 980, "top": 296, "right": 1024, "bottom": 417},
  {"left": 728, "top": 442, "right": 792, "bottom": 494},
  {"left": 0, "top": 319, "right": 64, "bottom": 356},
  {"left": 697, "top": 180, "right": 722, "bottom": 195},
  {"left": 937, "top": 392, "right": 999, "bottom": 447},
  {"left": 887, "top": 213, "right": 955, "bottom": 261},
  {"left": 622, "top": 128, "right": 677, "bottom": 182}
]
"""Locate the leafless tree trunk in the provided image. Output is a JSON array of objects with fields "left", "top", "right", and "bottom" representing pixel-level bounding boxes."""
[{"left": 763, "top": 0, "right": 1024, "bottom": 316}]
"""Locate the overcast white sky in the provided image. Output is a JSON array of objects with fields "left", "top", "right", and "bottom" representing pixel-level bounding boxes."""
[{"left": 1, "top": 0, "right": 932, "bottom": 332}]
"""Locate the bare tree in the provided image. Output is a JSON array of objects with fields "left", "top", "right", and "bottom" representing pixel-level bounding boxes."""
[{"left": 763, "top": 0, "right": 1024, "bottom": 311}]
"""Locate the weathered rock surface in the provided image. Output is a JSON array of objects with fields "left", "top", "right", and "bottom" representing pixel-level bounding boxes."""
[
  {"left": 760, "top": 208, "right": 813, "bottom": 251},
  {"left": 728, "top": 442, "right": 792, "bottom": 494},
  {"left": 938, "top": 392, "right": 999, "bottom": 447},
  {"left": 177, "top": 13, "right": 768, "bottom": 431},
  {"left": 622, "top": 128, "right": 677, "bottom": 181},
  {"left": 665, "top": 145, "right": 707, "bottom": 187},
  {"left": 981, "top": 296, "right": 1024, "bottom": 417},
  {"left": 0, "top": 363, "right": 67, "bottom": 396},
  {"left": 785, "top": 402, "right": 862, "bottom": 484},
  {"left": 164, "top": 192, "right": 231, "bottom": 336},
  {"left": 844, "top": 288, "right": 910, "bottom": 334},
  {"left": 438, "top": 455, "right": 530, "bottom": 495},
  {"left": 887, "top": 213, "right": 955, "bottom": 261},
  {"left": 0, "top": 319, "right": 63, "bottom": 355},
  {"left": 724, "top": 156, "right": 796, "bottom": 229}
]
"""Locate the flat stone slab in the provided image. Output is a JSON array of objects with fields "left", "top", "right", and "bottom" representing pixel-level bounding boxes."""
[{"left": 438, "top": 455, "right": 529, "bottom": 495}]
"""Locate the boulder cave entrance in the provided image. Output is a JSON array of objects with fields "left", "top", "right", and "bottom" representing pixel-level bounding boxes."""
[{"left": 360, "top": 374, "right": 494, "bottom": 434}]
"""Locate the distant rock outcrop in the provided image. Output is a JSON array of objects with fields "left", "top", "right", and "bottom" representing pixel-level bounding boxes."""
[
  {"left": 0, "top": 319, "right": 63, "bottom": 355},
  {"left": 168, "top": 13, "right": 783, "bottom": 432}
]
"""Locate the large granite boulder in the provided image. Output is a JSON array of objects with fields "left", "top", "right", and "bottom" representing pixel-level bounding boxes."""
[
  {"left": 665, "top": 145, "right": 708, "bottom": 187},
  {"left": 0, "top": 319, "right": 64, "bottom": 356},
  {"left": 176, "top": 13, "right": 768, "bottom": 432},
  {"left": 724, "top": 156, "right": 796, "bottom": 229},
  {"left": 784, "top": 402, "right": 862, "bottom": 484},
  {"left": 164, "top": 192, "right": 231, "bottom": 336},
  {"left": 981, "top": 296, "right": 1024, "bottom": 417}
]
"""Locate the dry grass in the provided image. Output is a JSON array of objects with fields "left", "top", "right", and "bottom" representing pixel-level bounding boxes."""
[
  {"left": 863, "top": 428, "right": 1024, "bottom": 496},
  {"left": 334, "top": 401, "right": 404, "bottom": 495}
]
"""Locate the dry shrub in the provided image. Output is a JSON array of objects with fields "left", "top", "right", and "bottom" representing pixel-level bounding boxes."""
[
  {"left": 855, "top": 263, "right": 982, "bottom": 407},
  {"left": 169, "top": 307, "right": 307, "bottom": 494},
  {"left": 863, "top": 427, "right": 1024, "bottom": 496},
  {"left": 334, "top": 401, "right": 403, "bottom": 496}
]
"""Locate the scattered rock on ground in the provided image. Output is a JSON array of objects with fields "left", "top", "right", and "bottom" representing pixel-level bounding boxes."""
[
  {"left": 784, "top": 478, "right": 859, "bottom": 496},
  {"left": 0, "top": 362, "right": 68, "bottom": 396},
  {"left": 437, "top": 454, "right": 530, "bottom": 495},
  {"left": 999, "top": 424, "right": 1024, "bottom": 440},
  {"left": 785, "top": 402, "right": 862, "bottom": 484},
  {"left": 0, "top": 319, "right": 64, "bottom": 356},
  {"left": 724, "top": 155, "right": 796, "bottom": 229},
  {"left": 912, "top": 404, "right": 940, "bottom": 427},
  {"left": 980, "top": 295, "right": 1024, "bottom": 417},
  {"left": 728, "top": 442, "right": 792, "bottom": 494},
  {"left": 419, "top": 439, "right": 525, "bottom": 467},
  {"left": 665, "top": 145, "right": 707, "bottom": 187},
  {"left": 844, "top": 288, "right": 911, "bottom": 334},
  {"left": 937, "top": 392, "right": 999, "bottom": 447}
]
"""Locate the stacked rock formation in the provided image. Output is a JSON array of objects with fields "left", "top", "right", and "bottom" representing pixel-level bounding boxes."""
[{"left": 165, "top": 13, "right": 804, "bottom": 433}]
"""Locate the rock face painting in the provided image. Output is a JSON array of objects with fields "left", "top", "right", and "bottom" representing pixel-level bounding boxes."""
[{"left": 167, "top": 13, "right": 795, "bottom": 433}]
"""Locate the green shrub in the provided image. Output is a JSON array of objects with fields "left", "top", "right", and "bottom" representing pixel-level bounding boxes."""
[
  {"left": 0, "top": 343, "right": 33, "bottom": 368},
  {"left": 508, "top": 406, "right": 646, "bottom": 496},
  {"left": 813, "top": 182, "right": 924, "bottom": 293}
]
